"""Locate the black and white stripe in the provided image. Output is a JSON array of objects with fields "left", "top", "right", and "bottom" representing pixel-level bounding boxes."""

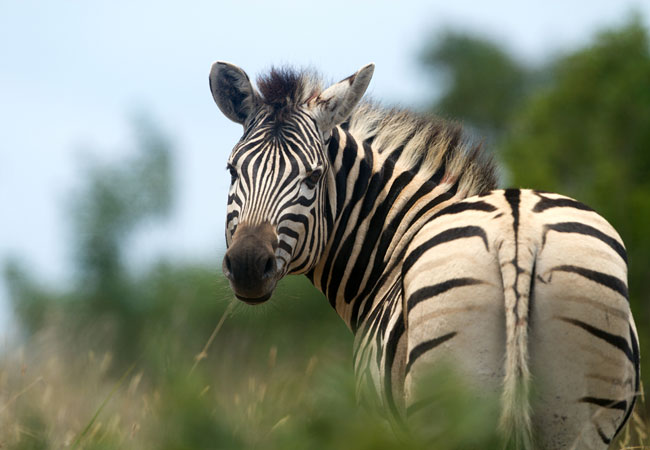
[{"left": 210, "top": 62, "right": 640, "bottom": 449}]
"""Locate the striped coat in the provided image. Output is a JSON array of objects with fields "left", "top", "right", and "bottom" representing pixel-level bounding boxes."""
[{"left": 209, "top": 61, "right": 640, "bottom": 449}]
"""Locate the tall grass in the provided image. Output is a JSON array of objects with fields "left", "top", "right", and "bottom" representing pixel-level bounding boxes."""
[{"left": 1, "top": 272, "right": 646, "bottom": 449}]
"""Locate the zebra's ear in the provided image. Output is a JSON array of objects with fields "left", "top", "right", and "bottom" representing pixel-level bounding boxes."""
[
  {"left": 311, "top": 63, "right": 375, "bottom": 134},
  {"left": 209, "top": 61, "right": 261, "bottom": 125}
]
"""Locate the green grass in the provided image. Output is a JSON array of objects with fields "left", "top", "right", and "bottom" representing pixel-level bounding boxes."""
[{"left": 1, "top": 274, "right": 647, "bottom": 449}]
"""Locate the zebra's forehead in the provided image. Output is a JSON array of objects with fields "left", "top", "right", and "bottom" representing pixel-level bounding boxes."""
[
  {"left": 230, "top": 111, "right": 324, "bottom": 167},
  {"left": 229, "top": 130, "right": 323, "bottom": 169}
]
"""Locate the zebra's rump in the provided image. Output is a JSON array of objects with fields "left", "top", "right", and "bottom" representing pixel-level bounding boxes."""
[{"left": 394, "top": 189, "right": 638, "bottom": 449}]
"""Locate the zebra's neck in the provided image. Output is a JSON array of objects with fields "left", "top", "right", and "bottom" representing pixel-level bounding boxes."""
[{"left": 308, "top": 110, "right": 494, "bottom": 332}]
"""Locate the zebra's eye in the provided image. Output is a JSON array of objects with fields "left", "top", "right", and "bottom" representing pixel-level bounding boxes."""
[
  {"left": 227, "top": 164, "right": 238, "bottom": 184},
  {"left": 304, "top": 168, "right": 322, "bottom": 188}
]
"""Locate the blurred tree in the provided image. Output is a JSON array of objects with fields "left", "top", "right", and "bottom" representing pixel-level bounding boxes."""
[
  {"left": 421, "top": 18, "right": 650, "bottom": 417},
  {"left": 4, "top": 115, "right": 175, "bottom": 358},
  {"left": 4, "top": 258, "right": 62, "bottom": 335},
  {"left": 2, "top": 114, "right": 343, "bottom": 369},
  {"left": 71, "top": 115, "right": 173, "bottom": 310},
  {"left": 420, "top": 30, "right": 534, "bottom": 135},
  {"left": 501, "top": 18, "right": 650, "bottom": 349}
]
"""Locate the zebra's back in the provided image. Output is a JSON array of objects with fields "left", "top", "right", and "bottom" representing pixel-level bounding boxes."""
[{"left": 401, "top": 188, "right": 638, "bottom": 449}]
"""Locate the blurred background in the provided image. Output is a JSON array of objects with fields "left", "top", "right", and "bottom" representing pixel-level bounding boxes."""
[{"left": 1, "top": 1, "right": 650, "bottom": 448}]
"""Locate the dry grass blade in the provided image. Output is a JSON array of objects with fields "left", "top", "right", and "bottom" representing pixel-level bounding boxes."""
[
  {"left": 0, "top": 376, "right": 43, "bottom": 413},
  {"left": 70, "top": 362, "right": 136, "bottom": 449},
  {"left": 190, "top": 301, "right": 235, "bottom": 375}
]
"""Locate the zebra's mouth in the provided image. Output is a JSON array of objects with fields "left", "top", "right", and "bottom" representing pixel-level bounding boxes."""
[
  {"left": 235, "top": 291, "right": 273, "bottom": 305},
  {"left": 222, "top": 222, "right": 279, "bottom": 305}
]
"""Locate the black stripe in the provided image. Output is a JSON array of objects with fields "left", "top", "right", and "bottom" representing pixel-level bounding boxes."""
[
  {"left": 504, "top": 189, "right": 522, "bottom": 322},
  {"left": 596, "top": 426, "right": 611, "bottom": 444},
  {"left": 560, "top": 317, "right": 634, "bottom": 364},
  {"left": 352, "top": 173, "right": 454, "bottom": 309},
  {"left": 375, "top": 302, "right": 395, "bottom": 370},
  {"left": 406, "top": 331, "right": 457, "bottom": 374},
  {"left": 353, "top": 181, "right": 464, "bottom": 323},
  {"left": 630, "top": 323, "right": 641, "bottom": 389},
  {"left": 278, "top": 240, "right": 292, "bottom": 254},
  {"left": 332, "top": 129, "right": 354, "bottom": 219},
  {"left": 278, "top": 213, "right": 309, "bottom": 230},
  {"left": 431, "top": 200, "right": 496, "bottom": 219},
  {"left": 408, "top": 278, "right": 484, "bottom": 310},
  {"left": 528, "top": 260, "right": 536, "bottom": 329},
  {"left": 411, "top": 179, "right": 459, "bottom": 226},
  {"left": 403, "top": 226, "right": 489, "bottom": 276},
  {"left": 352, "top": 182, "right": 459, "bottom": 328},
  {"left": 344, "top": 168, "right": 415, "bottom": 300},
  {"left": 352, "top": 294, "right": 387, "bottom": 362},
  {"left": 320, "top": 134, "right": 372, "bottom": 303},
  {"left": 504, "top": 188, "right": 520, "bottom": 243},
  {"left": 277, "top": 226, "right": 299, "bottom": 240},
  {"left": 614, "top": 324, "right": 641, "bottom": 439},
  {"left": 353, "top": 273, "right": 400, "bottom": 335},
  {"left": 374, "top": 288, "right": 403, "bottom": 371},
  {"left": 533, "top": 193, "right": 594, "bottom": 213},
  {"left": 579, "top": 396, "right": 627, "bottom": 411},
  {"left": 543, "top": 222, "right": 627, "bottom": 264},
  {"left": 345, "top": 180, "right": 464, "bottom": 324},
  {"left": 327, "top": 146, "right": 391, "bottom": 304},
  {"left": 553, "top": 265, "right": 628, "bottom": 300},
  {"left": 383, "top": 312, "right": 406, "bottom": 424}
]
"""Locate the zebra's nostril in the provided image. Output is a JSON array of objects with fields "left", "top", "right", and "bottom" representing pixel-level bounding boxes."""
[
  {"left": 262, "top": 256, "right": 276, "bottom": 279},
  {"left": 223, "top": 254, "right": 233, "bottom": 279}
]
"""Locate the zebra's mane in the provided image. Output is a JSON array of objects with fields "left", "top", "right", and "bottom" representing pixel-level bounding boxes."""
[
  {"left": 346, "top": 102, "right": 498, "bottom": 198},
  {"left": 255, "top": 67, "right": 497, "bottom": 197},
  {"left": 257, "top": 67, "right": 321, "bottom": 122}
]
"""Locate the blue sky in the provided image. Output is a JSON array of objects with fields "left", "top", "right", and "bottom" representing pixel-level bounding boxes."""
[{"left": 1, "top": 0, "right": 648, "bottom": 332}]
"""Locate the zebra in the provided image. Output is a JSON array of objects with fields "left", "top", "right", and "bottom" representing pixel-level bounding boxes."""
[{"left": 208, "top": 61, "right": 640, "bottom": 449}]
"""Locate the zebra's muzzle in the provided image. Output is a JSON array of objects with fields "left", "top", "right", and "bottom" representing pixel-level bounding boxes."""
[{"left": 223, "top": 222, "right": 279, "bottom": 304}]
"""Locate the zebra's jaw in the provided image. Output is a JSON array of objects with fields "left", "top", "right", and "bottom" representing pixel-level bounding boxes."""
[{"left": 222, "top": 222, "right": 279, "bottom": 304}]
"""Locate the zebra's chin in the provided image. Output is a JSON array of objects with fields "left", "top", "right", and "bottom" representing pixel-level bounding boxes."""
[{"left": 234, "top": 291, "right": 273, "bottom": 305}]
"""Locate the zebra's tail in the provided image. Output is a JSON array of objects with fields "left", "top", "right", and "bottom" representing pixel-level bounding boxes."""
[{"left": 497, "top": 238, "right": 536, "bottom": 449}]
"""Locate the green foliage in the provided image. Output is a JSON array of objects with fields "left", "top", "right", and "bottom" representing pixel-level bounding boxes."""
[
  {"left": 71, "top": 115, "right": 173, "bottom": 309},
  {"left": 420, "top": 29, "right": 532, "bottom": 133},
  {"left": 5, "top": 117, "right": 178, "bottom": 365},
  {"left": 3, "top": 259, "right": 65, "bottom": 334},
  {"left": 404, "top": 365, "right": 503, "bottom": 449},
  {"left": 503, "top": 19, "right": 650, "bottom": 203},
  {"left": 501, "top": 18, "right": 650, "bottom": 378},
  {"left": 421, "top": 17, "right": 650, "bottom": 443}
]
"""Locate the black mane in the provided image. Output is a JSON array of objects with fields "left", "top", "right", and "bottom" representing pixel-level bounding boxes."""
[
  {"left": 257, "top": 67, "right": 302, "bottom": 106},
  {"left": 256, "top": 67, "right": 321, "bottom": 122}
]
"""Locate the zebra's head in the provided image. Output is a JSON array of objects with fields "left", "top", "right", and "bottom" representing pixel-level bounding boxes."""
[{"left": 210, "top": 62, "right": 374, "bottom": 304}]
